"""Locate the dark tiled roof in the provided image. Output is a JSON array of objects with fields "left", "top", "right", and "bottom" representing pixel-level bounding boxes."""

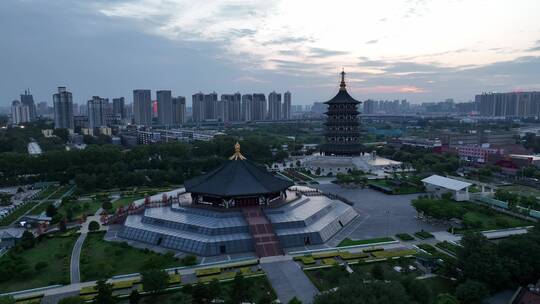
[
  {"left": 324, "top": 89, "right": 361, "bottom": 104},
  {"left": 184, "top": 159, "right": 293, "bottom": 197}
]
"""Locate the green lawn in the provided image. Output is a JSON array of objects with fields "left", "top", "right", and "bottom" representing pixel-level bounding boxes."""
[
  {"left": 498, "top": 184, "right": 540, "bottom": 197},
  {"left": 338, "top": 237, "right": 395, "bottom": 247},
  {"left": 369, "top": 179, "right": 423, "bottom": 195},
  {"left": 28, "top": 200, "right": 54, "bottom": 216},
  {"left": 0, "top": 234, "right": 77, "bottom": 292},
  {"left": 80, "top": 232, "right": 182, "bottom": 281},
  {"left": 48, "top": 185, "right": 73, "bottom": 200},
  {"left": 436, "top": 241, "right": 460, "bottom": 255},
  {"left": 61, "top": 199, "right": 102, "bottom": 219},
  {"left": 456, "top": 208, "right": 530, "bottom": 233},
  {"left": 30, "top": 199, "right": 102, "bottom": 222},
  {"left": 113, "top": 195, "right": 143, "bottom": 211},
  {"left": 35, "top": 185, "right": 60, "bottom": 200},
  {"left": 0, "top": 201, "right": 39, "bottom": 226}
]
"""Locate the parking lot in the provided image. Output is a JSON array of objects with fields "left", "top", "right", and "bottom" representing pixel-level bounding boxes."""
[{"left": 316, "top": 184, "right": 448, "bottom": 240}]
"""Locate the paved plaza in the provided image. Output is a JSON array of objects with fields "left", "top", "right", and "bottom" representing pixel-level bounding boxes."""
[{"left": 316, "top": 184, "right": 448, "bottom": 240}]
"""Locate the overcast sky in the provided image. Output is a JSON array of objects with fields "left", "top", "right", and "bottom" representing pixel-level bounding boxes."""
[{"left": 1, "top": 0, "right": 540, "bottom": 106}]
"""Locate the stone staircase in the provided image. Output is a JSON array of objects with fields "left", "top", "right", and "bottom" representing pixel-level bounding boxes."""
[{"left": 242, "top": 207, "right": 283, "bottom": 257}]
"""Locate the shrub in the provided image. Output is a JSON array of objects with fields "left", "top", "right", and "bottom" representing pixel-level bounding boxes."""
[
  {"left": 414, "top": 230, "right": 434, "bottom": 239},
  {"left": 395, "top": 233, "right": 415, "bottom": 241},
  {"left": 181, "top": 254, "right": 197, "bottom": 266},
  {"left": 88, "top": 221, "right": 100, "bottom": 231},
  {"left": 417, "top": 243, "right": 437, "bottom": 254}
]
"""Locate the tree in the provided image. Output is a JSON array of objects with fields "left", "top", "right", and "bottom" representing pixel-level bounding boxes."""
[
  {"left": 94, "top": 280, "right": 116, "bottom": 304},
  {"left": 0, "top": 296, "right": 15, "bottom": 304},
  {"left": 128, "top": 290, "right": 141, "bottom": 304},
  {"left": 455, "top": 280, "right": 489, "bottom": 304},
  {"left": 20, "top": 230, "right": 36, "bottom": 249},
  {"left": 371, "top": 264, "right": 384, "bottom": 280},
  {"left": 180, "top": 254, "right": 197, "bottom": 266},
  {"left": 102, "top": 200, "right": 113, "bottom": 210},
  {"left": 34, "top": 261, "right": 48, "bottom": 271},
  {"left": 58, "top": 296, "right": 83, "bottom": 304},
  {"left": 46, "top": 204, "right": 58, "bottom": 217},
  {"left": 207, "top": 278, "right": 222, "bottom": 302},
  {"left": 288, "top": 297, "right": 302, "bottom": 304},
  {"left": 314, "top": 277, "right": 411, "bottom": 304},
  {"left": 230, "top": 273, "right": 249, "bottom": 304},
  {"left": 141, "top": 269, "right": 169, "bottom": 295},
  {"left": 88, "top": 220, "right": 100, "bottom": 231},
  {"left": 59, "top": 218, "right": 67, "bottom": 232},
  {"left": 191, "top": 282, "right": 209, "bottom": 304},
  {"left": 403, "top": 279, "right": 432, "bottom": 304},
  {"left": 434, "top": 293, "right": 459, "bottom": 304}
]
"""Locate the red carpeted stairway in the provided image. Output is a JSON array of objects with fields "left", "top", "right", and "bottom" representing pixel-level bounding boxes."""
[{"left": 242, "top": 207, "right": 283, "bottom": 257}]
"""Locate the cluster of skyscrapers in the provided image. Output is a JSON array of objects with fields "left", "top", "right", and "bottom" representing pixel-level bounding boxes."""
[
  {"left": 10, "top": 90, "right": 36, "bottom": 124},
  {"left": 133, "top": 89, "right": 186, "bottom": 126},
  {"left": 40, "top": 87, "right": 291, "bottom": 130},
  {"left": 192, "top": 91, "right": 291, "bottom": 122},
  {"left": 476, "top": 91, "right": 540, "bottom": 118},
  {"left": 363, "top": 99, "right": 410, "bottom": 115}
]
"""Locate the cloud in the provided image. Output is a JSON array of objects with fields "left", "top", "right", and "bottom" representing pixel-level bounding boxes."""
[
  {"left": 308, "top": 48, "right": 349, "bottom": 58},
  {"left": 351, "top": 85, "right": 427, "bottom": 94},
  {"left": 527, "top": 40, "right": 540, "bottom": 52}
]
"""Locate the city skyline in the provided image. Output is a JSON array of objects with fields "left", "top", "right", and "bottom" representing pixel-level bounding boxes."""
[{"left": 1, "top": 0, "right": 540, "bottom": 106}]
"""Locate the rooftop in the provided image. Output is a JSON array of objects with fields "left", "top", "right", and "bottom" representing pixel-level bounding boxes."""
[
  {"left": 184, "top": 143, "right": 293, "bottom": 197},
  {"left": 422, "top": 175, "right": 472, "bottom": 191}
]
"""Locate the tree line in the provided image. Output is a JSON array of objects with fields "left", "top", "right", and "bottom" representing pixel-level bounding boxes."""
[{"left": 0, "top": 135, "right": 287, "bottom": 192}]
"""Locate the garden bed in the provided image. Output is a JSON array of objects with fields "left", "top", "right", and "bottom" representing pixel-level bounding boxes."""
[{"left": 338, "top": 237, "right": 394, "bottom": 247}]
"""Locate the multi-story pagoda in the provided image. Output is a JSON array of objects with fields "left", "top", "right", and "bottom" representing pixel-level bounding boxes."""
[{"left": 321, "top": 70, "right": 363, "bottom": 156}]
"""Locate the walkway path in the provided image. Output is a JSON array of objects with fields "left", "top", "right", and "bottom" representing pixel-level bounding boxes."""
[
  {"left": 261, "top": 260, "right": 318, "bottom": 304},
  {"left": 70, "top": 233, "right": 87, "bottom": 284},
  {"left": 69, "top": 207, "right": 105, "bottom": 284}
]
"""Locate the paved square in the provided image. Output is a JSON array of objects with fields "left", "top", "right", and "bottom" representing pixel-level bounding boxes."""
[{"left": 316, "top": 184, "right": 448, "bottom": 240}]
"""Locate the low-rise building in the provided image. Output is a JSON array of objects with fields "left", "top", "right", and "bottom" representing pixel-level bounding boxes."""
[{"left": 422, "top": 175, "right": 472, "bottom": 201}]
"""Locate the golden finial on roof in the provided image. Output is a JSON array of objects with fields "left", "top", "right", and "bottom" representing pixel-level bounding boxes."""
[{"left": 229, "top": 142, "right": 246, "bottom": 160}]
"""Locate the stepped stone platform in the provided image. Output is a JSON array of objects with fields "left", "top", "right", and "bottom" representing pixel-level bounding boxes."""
[{"left": 117, "top": 187, "right": 358, "bottom": 256}]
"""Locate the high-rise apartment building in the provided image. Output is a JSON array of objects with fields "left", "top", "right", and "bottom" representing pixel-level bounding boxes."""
[
  {"left": 268, "top": 91, "right": 282, "bottom": 121},
  {"left": 172, "top": 96, "right": 186, "bottom": 124},
  {"left": 53, "top": 86, "right": 74, "bottom": 129},
  {"left": 113, "top": 97, "right": 126, "bottom": 119},
  {"left": 241, "top": 94, "right": 253, "bottom": 121},
  {"left": 204, "top": 92, "right": 218, "bottom": 120},
  {"left": 192, "top": 92, "right": 205, "bottom": 122},
  {"left": 476, "top": 92, "right": 540, "bottom": 117},
  {"left": 37, "top": 101, "right": 49, "bottom": 117},
  {"left": 283, "top": 91, "right": 291, "bottom": 120},
  {"left": 157, "top": 90, "right": 173, "bottom": 125},
  {"left": 220, "top": 93, "right": 241, "bottom": 122},
  {"left": 363, "top": 99, "right": 376, "bottom": 114},
  {"left": 87, "top": 96, "right": 108, "bottom": 129},
  {"left": 20, "top": 90, "right": 36, "bottom": 121},
  {"left": 11, "top": 100, "right": 30, "bottom": 124},
  {"left": 133, "top": 89, "right": 152, "bottom": 125},
  {"left": 252, "top": 93, "right": 267, "bottom": 121}
]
